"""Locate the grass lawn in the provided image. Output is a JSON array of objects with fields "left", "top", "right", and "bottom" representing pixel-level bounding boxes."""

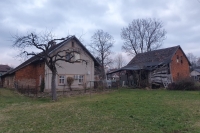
[{"left": 0, "top": 88, "right": 200, "bottom": 133}]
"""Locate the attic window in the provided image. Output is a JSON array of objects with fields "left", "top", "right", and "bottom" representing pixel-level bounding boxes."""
[
  {"left": 72, "top": 42, "right": 74, "bottom": 47},
  {"left": 180, "top": 56, "right": 183, "bottom": 64},
  {"left": 66, "top": 52, "right": 80, "bottom": 62},
  {"left": 177, "top": 55, "right": 179, "bottom": 63}
]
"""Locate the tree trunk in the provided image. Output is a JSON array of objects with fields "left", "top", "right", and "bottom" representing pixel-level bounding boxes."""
[
  {"left": 101, "top": 64, "right": 106, "bottom": 80},
  {"left": 101, "top": 66, "right": 107, "bottom": 90},
  {"left": 51, "top": 70, "right": 57, "bottom": 101}
]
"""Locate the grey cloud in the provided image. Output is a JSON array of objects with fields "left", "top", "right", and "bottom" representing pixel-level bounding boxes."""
[{"left": 0, "top": 0, "right": 200, "bottom": 66}]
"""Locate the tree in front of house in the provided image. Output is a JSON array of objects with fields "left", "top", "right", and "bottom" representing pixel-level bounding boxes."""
[
  {"left": 121, "top": 18, "right": 166, "bottom": 55},
  {"left": 13, "top": 32, "right": 86, "bottom": 101},
  {"left": 89, "top": 29, "right": 114, "bottom": 80}
]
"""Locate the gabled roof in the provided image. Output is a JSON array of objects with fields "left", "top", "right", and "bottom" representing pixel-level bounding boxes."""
[
  {"left": 124, "top": 45, "right": 191, "bottom": 70},
  {"left": 0, "top": 65, "right": 11, "bottom": 72},
  {"left": 126, "top": 46, "right": 179, "bottom": 69},
  {"left": 107, "top": 45, "right": 190, "bottom": 74},
  {"left": 2, "top": 36, "right": 100, "bottom": 76}
]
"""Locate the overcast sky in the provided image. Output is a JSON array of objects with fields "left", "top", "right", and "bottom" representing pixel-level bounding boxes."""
[{"left": 0, "top": 0, "right": 200, "bottom": 67}]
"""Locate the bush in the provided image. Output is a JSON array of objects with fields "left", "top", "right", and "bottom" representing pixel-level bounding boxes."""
[
  {"left": 67, "top": 77, "right": 74, "bottom": 91},
  {"left": 167, "top": 78, "right": 200, "bottom": 91}
]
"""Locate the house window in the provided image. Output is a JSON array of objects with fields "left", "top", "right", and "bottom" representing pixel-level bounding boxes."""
[
  {"left": 59, "top": 75, "right": 65, "bottom": 84},
  {"left": 74, "top": 75, "right": 84, "bottom": 83},
  {"left": 72, "top": 42, "right": 74, "bottom": 47},
  {"left": 73, "top": 52, "right": 80, "bottom": 61},
  {"left": 180, "top": 56, "right": 183, "bottom": 64},
  {"left": 66, "top": 52, "right": 80, "bottom": 62},
  {"left": 66, "top": 52, "right": 73, "bottom": 61},
  {"left": 177, "top": 55, "right": 179, "bottom": 63},
  {"left": 79, "top": 75, "right": 84, "bottom": 83}
]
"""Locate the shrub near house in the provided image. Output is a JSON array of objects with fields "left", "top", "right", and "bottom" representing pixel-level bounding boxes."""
[{"left": 167, "top": 78, "right": 200, "bottom": 90}]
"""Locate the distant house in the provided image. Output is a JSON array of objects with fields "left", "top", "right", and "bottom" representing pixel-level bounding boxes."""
[
  {"left": 1, "top": 36, "right": 100, "bottom": 91},
  {"left": 191, "top": 69, "right": 200, "bottom": 81},
  {"left": 107, "top": 46, "right": 191, "bottom": 88},
  {"left": 0, "top": 65, "right": 12, "bottom": 86},
  {"left": 0, "top": 65, "right": 11, "bottom": 76},
  {"left": 107, "top": 69, "right": 120, "bottom": 80}
]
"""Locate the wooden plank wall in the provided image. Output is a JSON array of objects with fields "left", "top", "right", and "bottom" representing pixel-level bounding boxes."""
[{"left": 149, "top": 65, "right": 172, "bottom": 88}]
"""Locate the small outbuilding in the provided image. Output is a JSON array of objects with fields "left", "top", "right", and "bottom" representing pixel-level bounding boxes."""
[{"left": 191, "top": 69, "right": 200, "bottom": 82}]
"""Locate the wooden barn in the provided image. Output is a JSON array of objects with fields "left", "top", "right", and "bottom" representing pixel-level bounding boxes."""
[{"left": 107, "top": 45, "right": 191, "bottom": 88}]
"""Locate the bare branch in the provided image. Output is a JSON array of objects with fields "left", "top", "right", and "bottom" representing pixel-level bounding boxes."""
[
  {"left": 121, "top": 18, "right": 166, "bottom": 56},
  {"left": 12, "top": 31, "right": 88, "bottom": 100},
  {"left": 114, "top": 53, "right": 126, "bottom": 69},
  {"left": 89, "top": 29, "right": 114, "bottom": 79},
  {"left": 187, "top": 53, "right": 197, "bottom": 68}
]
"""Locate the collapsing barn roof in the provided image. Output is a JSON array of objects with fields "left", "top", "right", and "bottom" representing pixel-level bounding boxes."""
[
  {"left": 126, "top": 45, "right": 180, "bottom": 69},
  {"left": 108, "top": 45, "right": 190, "bottom": 74}
]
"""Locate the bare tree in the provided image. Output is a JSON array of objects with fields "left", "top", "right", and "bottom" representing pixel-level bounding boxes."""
[
  {"left": 89, "top": 29, "right": 114, "bottom": 80},
  {"left": 196, "top": 57, "right": 200, "bottom": 66},
  {"left": 114, "top": 53, "right": 126, "bottom": 69},
  {"left": 121, "top": 18, "right": 166, "bottom": 55},
  {"left": 13, "top": 32, "right": 86, "bottom": 100},
  {"left": 187, "top": 53, "right": 197, "bottom": 67}
]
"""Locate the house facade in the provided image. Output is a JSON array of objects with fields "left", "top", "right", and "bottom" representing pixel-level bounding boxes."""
[
  {"left": 1, "top": 36, "right": 100, "bottom": 91},
  {"left": 45, "top": 37, "right": 98, "bottom": 91},
  {"left": 191, "top": 69, "right": 200, "bottom": 81},
  {"left": 107, "top": 46, "right": 191, "bottom": 88},
  {"left": 0, "top": 65, "right": 11, "bottom": 76},
  {"left": 0, "top": 65, "right": 12, "bottom": 87}
]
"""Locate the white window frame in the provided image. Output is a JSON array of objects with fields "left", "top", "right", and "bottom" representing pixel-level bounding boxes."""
[
  {"left": 79, "top": 75, "right": 84, "bottom": 83},
  {"left": 176, "top": 55, "right": 179, "bottom": 63},
  {"left": 74, "top": 52, "right": 80, "bottom": 61},
  {"left": 74, "top": 75, "right": 84, "bottom": 83},
  {"left": 59, "top": 75, "right": 65, "bottom": 85}
]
